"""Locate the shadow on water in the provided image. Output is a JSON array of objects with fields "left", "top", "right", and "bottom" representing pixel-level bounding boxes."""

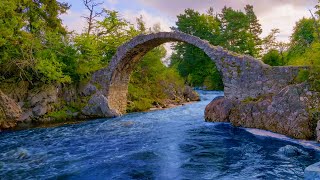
[{"left": 0, "top": 91, "right": 319, "bottom": 180}]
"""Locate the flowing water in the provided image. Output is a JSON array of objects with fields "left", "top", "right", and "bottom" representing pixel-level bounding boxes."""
[{"left": 0, "top": 91, "right": 320, "bottom": 180}]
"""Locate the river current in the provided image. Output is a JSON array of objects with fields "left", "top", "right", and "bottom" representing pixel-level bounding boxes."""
[{"left": 0, "top": 91, "right": 320, "bottom": 179}]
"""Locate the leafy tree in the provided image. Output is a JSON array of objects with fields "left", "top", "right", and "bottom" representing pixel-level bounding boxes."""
[
  {"left": 218, "top": 7, "right": 252, "bottom": 55},
  {"left": 97, "top": 10, "right": 139, "bottom": 63},
  {"left": 262, "top": 49, "right": 283, "bottom": 66},
  {"left": 136, "top": 15, "right": 146, "bottom": 33},
  {"left": 171, "top": 6, "right": 262, "bottom": 90},
  {"left": 287, "top": 18, "right": 316, "bottom": 58},
  {"left": 0, "top": 0, "right": 72, "bottom": 83},
  {"left": 262, "top": 28, "right": 280, "bottom": 53},
  {"left": 245, "top": 5, "right": 262, "bottom": 56},
  {"left": 171, "top": 8, "right": 223, "bottom": 90}
]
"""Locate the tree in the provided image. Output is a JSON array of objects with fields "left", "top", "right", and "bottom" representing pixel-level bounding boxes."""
[
  {"left": 316, "top": 0, "right": 320, "bottom": 18},
  {"left": 22, "top": 0, "right": 70, "bottom": 35},
  {"left": 0, "top": 0, "right": 72, "bottom": 83},
  {"left": 207, "top": 7, "right": 214, "bottom": 17},
  {"left": 136, "top": 15, "right": 146, "bottom": 33},
  {"left": 262, "top": 28, "right": 280, "bottom": 53},
  {"left": 171, "top": 9, "right": 223, "bottom": 90},
  {"left": 245, "top": 5, "right": 263, "bottom": 56},
  {"left": 82, "top": 0, "right": 103, "bottom": 35},
  {"left": 262, "top": 49, "right": 282, "bottom": 66},
  {"left": 97, "top": 10, "right": 139, "bottom": 62},
  {"left": 287, "top": 18, "right": 316, "bottom": 59},
  {"left": 218, "top": 6, "right": 260, "bottom": 56}
]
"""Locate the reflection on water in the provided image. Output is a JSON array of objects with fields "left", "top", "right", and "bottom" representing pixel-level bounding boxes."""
[{"left": 0, "top": 91, "right": 319, "bottom": 179}]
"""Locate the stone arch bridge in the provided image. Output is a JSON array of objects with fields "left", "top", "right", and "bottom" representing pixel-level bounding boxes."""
[{"left": 83, "top": 31, "right": 302, "bottom": 117}]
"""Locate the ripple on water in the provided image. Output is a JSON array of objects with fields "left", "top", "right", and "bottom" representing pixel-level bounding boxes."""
[{"left": 0, "top": 91, "right": 319, "bottom": 179}]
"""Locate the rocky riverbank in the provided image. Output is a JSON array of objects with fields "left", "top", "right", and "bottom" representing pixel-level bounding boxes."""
[
  {"left": 205, "top": 82, "right": 320, "bottom": 141},
  {"left": 0, "top": 81, "right": 199, "bottom": 131}
]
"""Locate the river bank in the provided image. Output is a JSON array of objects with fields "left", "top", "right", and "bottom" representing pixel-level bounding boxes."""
[{"left": 0, "top": 82, "right": 200, "bottom": 132}]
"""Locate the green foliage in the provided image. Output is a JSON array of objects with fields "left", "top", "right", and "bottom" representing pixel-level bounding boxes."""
[
  {"left": 171, "top": 9, "right": 222, "bottom": 90},
  {"left": 0, "top": 2, "right": 139, "bottom": 83},
  {"left": 287, "top": 42, "right": 320, "bottom": 92},
  {"left": 296, "top": 69, "right": 310, "bottom": 83},
  {"left": 73, "top": 34, "right": 103, "bottom": 80},
  {"left": 171, "top": 6, "right": 262, "bottom": 90},
  {"left": 97, "top": 10, "right": 139, "bottom": 63},
  {"left": 0, "top": 0, "right": 72, "bottom": 83},
  {"left": 127, "top": 44, "right": 185, "bottom": 112},
  {"left": 262, "top": 49, "right": 284, "bottom": 66},
  {"left": 287, "top": 18, "right": 316, "bottom": 59},
  {"left": 287, "top": 42, "right": 320, "bottom": 66},
  {"left": 218, "top": 6, "right": 261, "bottom": 56},
  {"left": 47, "top": 106, "right": 77, "bottom": 121},
  {"left": 262, "top": 3, "right": 320, "bottom": 92},
  {"left": 297, "top": 67, "right": 320, "bottom": 92},
  {"left": 35, "top": 51, "right": 71, "bottom": 83}
]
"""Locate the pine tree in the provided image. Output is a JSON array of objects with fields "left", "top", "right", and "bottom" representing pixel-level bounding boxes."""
[{"left": 245, "top": 5, "right": 262, "bottom": 56}]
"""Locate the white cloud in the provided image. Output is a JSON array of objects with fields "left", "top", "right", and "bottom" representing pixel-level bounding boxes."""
[
  {"left": 136, "top": 0, "right": 318, "bottom": 42},
  {"left": 259, "top": 4, "right": 312, "bottom": 42},
  {"left": 121, "top": 9, "right": 173, "bottom": 32},
  {"left": 61, "top": 10, "right": 87, "bottom": 34},
  {"left": 107, "top": 0, "right": 118, "bottom": 5}
]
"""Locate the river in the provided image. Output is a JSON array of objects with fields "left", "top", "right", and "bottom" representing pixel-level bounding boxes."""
[{"left": 0, "top": 91, "right": 319, "bottom": 179}]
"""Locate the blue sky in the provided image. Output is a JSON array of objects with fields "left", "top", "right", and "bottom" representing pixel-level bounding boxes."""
[{"left": 61, "top": 0, "right": 318, "bottom": 42}]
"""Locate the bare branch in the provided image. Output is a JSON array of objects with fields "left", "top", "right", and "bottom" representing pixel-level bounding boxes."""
[{"left": 82, "top": 0, "right": 104, "bottom": 35}]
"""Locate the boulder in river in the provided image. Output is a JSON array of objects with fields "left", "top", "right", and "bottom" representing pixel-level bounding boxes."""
[
  {"left": 278, "top": 145, "right": 308, "bottom": 157},
  {"left": 205, "top": 96, "right": 234, "bottom": 122},
  {"left": 82, "top": 93, "right": 119, "bottom": 118},
  {"left": 205, "top": 83, "right": 320, "bottom": 140},
  {"left": 305, "top": 162, "right": 320, "bottom": 180},
  {"left": 184, "top": 86, "right": 200, "bottom": 102}
]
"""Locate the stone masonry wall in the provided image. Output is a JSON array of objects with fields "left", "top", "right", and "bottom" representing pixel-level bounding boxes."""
[{"left": 87, "top": 31, "right": 305, "bottom": 115}]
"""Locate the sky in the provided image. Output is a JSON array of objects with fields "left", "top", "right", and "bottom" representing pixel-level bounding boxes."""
[
  {"left": 61, "top": 0, "right": 318, "bottom": 58},
  {"left": 62, "top": 0, "right": 318, "bottom": 41}
]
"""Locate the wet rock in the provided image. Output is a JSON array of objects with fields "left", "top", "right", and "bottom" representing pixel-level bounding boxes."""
[
  {"left": 183, "top": 86, "right": 200, "bottom": 101},
  {"left": 30, "top": 92, "right": 46, "bottom": 106},
  {"left": 82, "top": 94, "right": 119, "bottom": 118},
  {"left": 205, "top": 84, "right": 320, "bottom": 140},
  {"left": 205, "top": 97, "right": 234, "bottom": 122},
  {"left": 317, "top": 121, "right": 320, "bottom": 142},
  {"left": 32, "top": 103, "right": 47, "bottom": 117},
  {"left": 278, "top": 145, "right": 308, "bottom": 157},
  {"left": 305, "top": 162, "right": 320, "bottom": 180},
  {"left": 0, "top": 90, "right": 22, "bottom": 130},
  {"left": 81, "top": 83, "right": 97, "bottom": 96},
  {"left": 18, "top": 110, "right": 33, "bottom": 122}
]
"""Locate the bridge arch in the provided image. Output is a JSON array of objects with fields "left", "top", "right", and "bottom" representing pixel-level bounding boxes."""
[{"left": 89, "top": 31, "right": 299, "bottom": 116}]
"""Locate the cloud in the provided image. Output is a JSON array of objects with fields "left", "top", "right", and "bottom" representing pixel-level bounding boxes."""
[
  {"left": 107, "top": 0, "right": 118, "bottom": 5},
  {"left": 121, "top": 9, "right": 172, "bottom": 32},
  {"left": 61, "top": 10, "right": 87, "bottom": 34},
  {"left": 259, "top": 4, "right": 312, "bottom": 42},
  {"left": 137, "top": 0, "right": 317, "bottom": 16},
  {"left": 136, "top": 0, "right": 318, "bottom": 41}
]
